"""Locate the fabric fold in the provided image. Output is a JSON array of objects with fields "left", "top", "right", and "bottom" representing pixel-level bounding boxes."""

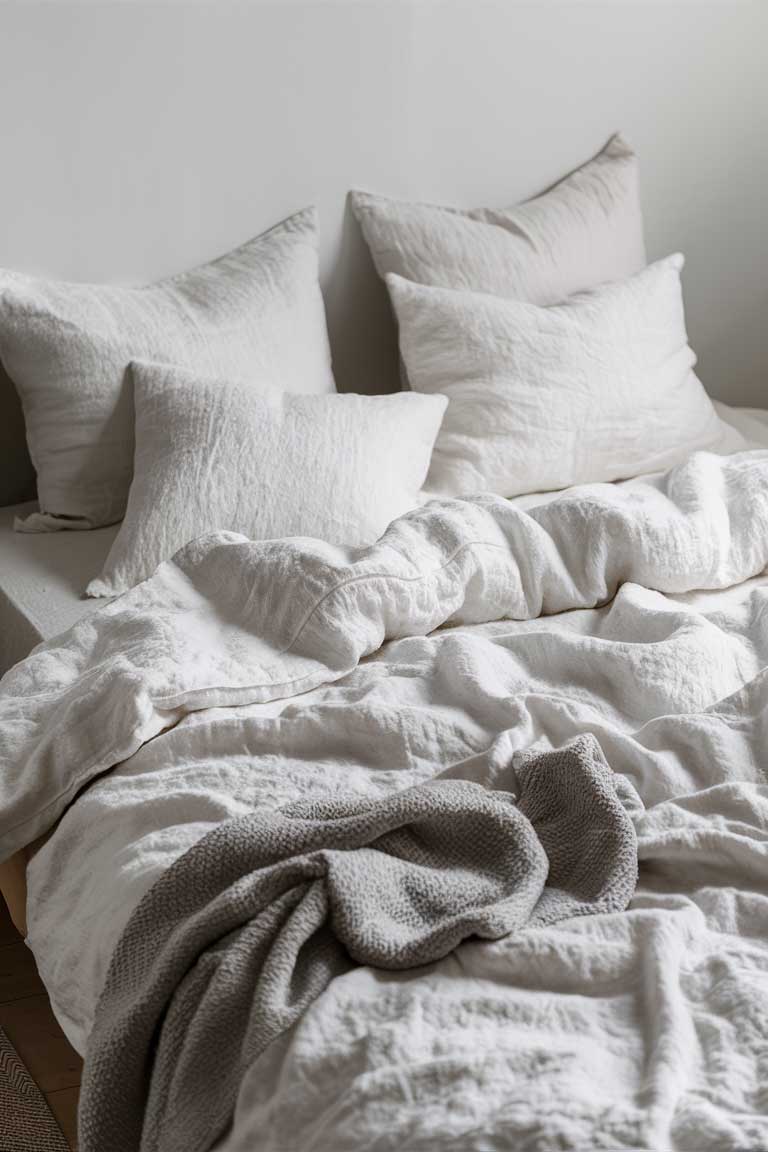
[
  {"left": 2, "top": 449, "right": 767, "bottom": 860},
  {"left": 78, "top": 734, "right": 637, "bottom": 1152}
]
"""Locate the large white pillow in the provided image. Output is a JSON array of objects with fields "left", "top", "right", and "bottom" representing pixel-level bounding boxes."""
[
  {"left": 387, "top": 255, "right": 723, "bottom": 498},
  {"left": 0, "top": 207, "right": 335, "bottom": 531},
  {"left": 87, "top": 362, "right": 448, "bottom": 597},
  {"left": 351, "top": 134, "right": 646, "bottom": 303}
]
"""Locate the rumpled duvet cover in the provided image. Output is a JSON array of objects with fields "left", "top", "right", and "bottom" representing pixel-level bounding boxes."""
[{"left": 2, "top": 449, "right": 768, "bottom": 1151}]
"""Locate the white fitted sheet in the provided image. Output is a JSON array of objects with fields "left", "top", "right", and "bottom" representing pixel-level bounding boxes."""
[
  {"left": 0, "top": 401, "right": 766, "bottom": 680},
  {"left": 0, "top": 503, "right": 117, "bottom": 675}
]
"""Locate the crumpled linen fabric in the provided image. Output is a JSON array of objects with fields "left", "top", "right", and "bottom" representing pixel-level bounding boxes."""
[
  {"left": 0, "top": 206, "right": 334, "bottom": 529},
  {"left": 1, "top": 448, "right": 768, "bottom": 861},
  {"left": 78, "top": 736, "right": 637, "bottom": 1152},
  {"left": 388, "top": 255, "right": 722, "bottom": 497},
  {"left": 4, "top": 449, "right": 768, "bottom": 1149},
  {"left": 351, "top": 133, "right": 646, "bottom": 304},
  {"left": 86, "top": 363, "right": 447, "bottom": 596}
]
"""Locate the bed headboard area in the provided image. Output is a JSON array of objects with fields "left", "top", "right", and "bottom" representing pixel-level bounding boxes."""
[{"left": 1, "top": 1, "right": 766, "bottom": 507}]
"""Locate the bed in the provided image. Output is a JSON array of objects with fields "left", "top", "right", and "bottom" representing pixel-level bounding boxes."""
[
  {"left": 4, "top": 434, "right": 767, "bottom": 1152},
  {"left": 1, "top": 400, "right": 766, "bottom": 1147},
  {"left": 2, "top": 133, "right": 768, "bottom": 1152}
]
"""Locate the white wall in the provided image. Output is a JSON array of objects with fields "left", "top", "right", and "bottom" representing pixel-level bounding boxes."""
[{"left": 1, "top": 0, "right": 766, "bottom": 408}]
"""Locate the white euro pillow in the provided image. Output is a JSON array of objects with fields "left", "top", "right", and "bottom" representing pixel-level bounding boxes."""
[
  {"left": 87, "top": 362, "right": 448, "bottom": 597},
  {"left": 387, "top": 255, "right": 723, "bottom": 498},
  {"left": 0, "top": 207, "right": 335, "bottom": 531},
  {"left": 351, "top": 134, "right": 646, "bottom": 303}
]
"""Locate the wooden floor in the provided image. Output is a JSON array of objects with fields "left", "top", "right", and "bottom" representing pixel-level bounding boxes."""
[{"left": 0, "top": 896, "right": 81, "bottom": 1150}]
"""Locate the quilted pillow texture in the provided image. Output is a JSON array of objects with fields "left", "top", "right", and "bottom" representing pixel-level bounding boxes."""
[
  {"left": 87, "top": 361, "right": 448, "bottom": 597},
  {"left": 351, "top": 134, "right": 646, "bottom": 303},
  {"left": 387, "top": 255, "right": 722, "bottom": 498},
  {"left": 0, "top": 207, "right": 335, "bottom": 530}
]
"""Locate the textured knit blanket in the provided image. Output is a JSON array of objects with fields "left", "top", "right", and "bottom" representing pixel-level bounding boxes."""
[{"left": 78, "top": 734, "right": 637, "bottom": 1152}]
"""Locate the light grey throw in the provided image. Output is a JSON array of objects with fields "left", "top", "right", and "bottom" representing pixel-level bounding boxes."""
[{"left": 78, "top": 734, "right": 638, "bottom": 1152}]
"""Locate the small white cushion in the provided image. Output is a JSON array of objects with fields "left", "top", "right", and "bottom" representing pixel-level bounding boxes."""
[
  {"left": 387, "top": 255, "right": 722, "bottom": 498},
  {"left": 87, "top": 362, "right": 448, "bottom": 597},
  {"left": 0, "top": 207, "right": 335, "bottom": 530},
  {"left": 351, "top": 134, "right": 646, "bottom": 303}
]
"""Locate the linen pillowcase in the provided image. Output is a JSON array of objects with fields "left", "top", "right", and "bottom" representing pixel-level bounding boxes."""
[
  {"left": 387, "top": 255, "right": 723, "bottom": 498},
  {"left": 0, "top": 207, "right": 335, "bottom": 531},
  {"left": 351, "top": 134, "right": 646, "bottom": 304},
  {"left": 87, "top": 362, "right": 448, "bottom": 597}
]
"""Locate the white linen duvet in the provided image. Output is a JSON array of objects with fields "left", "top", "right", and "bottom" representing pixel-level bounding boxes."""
[{"left": 3, "top": 431, "right": 768, "bottom": 1151}]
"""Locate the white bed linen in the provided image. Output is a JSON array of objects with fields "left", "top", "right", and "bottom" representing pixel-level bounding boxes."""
[
  {"left": 6, "top": 416, "right": 767, "bottom": 1151},
  {"left": 0, "top": 402, "right": 763, "bottom": 679},
  {"left": 87, "top": 368, "right": 447, "bottom": 596},
  {"left": 388, "top": 255, "right": 723, "bottom": 497},
  {"left": 2, "top": 206, "right": 334, "bottom": 529}
]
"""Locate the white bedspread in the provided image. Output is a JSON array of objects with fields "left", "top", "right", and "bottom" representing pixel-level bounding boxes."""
[{"left": 3, "top": 448, "right": 768, "bottom": 1150}]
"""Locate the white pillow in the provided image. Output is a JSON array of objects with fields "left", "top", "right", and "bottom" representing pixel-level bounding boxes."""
[
  {"left": 387, "top": 255, "right": 723, "bottom": 498},
  {"left": 0, "top": 207, "right": 335, "bottom": 531},
  {"left": 87, "top": 362, "right": 448, "bottom": 597},
  {"left": 351, "top": 134, "right": 646, "bottom": 303}
]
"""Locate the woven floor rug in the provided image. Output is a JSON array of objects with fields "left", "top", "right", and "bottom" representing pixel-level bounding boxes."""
[{"left": 0, "top": 1027, "right": 70, "bottom": 1151}]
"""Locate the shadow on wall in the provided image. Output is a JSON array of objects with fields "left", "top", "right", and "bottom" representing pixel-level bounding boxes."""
[
  {"left": 322, "top": 198, "right": 400, "bottom": 398},
  {"left": 0, "top": 362, "right": 35, "bottom": 504},
  {"left": 674, "top": 169, "right": 768, "bottom": 405}
]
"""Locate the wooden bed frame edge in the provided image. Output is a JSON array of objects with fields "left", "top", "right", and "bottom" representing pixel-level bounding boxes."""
[{"left": 0, "top": 850, "right": 29, "bottom": 937}]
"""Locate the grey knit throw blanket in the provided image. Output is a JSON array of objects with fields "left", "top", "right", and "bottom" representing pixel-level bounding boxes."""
[{"left": 78, "top": 734, "right": 638, "bottom": 1152}]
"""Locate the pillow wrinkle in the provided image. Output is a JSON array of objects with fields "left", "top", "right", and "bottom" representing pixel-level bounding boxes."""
[
  {"left": 88, "top": 364, "right": 448, "bottom": 597},
  {"left": 387, "top": 255, "right": 722, "bottom": 499},
  {"left": 351, "top": 133, "right": 646, "bottom": 307},
  {"left": 0, "top": 206, "right": 335, "bottom": 529}
]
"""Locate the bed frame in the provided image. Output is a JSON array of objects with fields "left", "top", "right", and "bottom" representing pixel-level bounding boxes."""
[{"left": 1, "top": 850, "right": 30, "bottom": 936}]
